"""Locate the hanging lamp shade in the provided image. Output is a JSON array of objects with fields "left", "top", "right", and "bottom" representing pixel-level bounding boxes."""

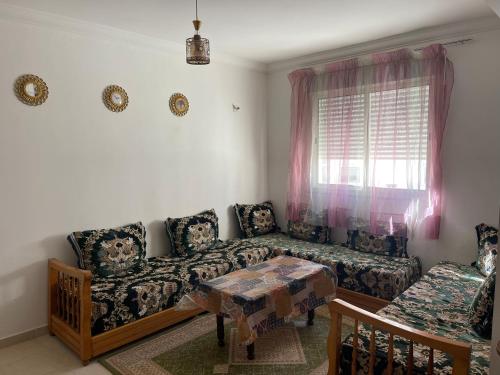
[{"left": 186, "top": 2, "right": 210, "bottom": 65}]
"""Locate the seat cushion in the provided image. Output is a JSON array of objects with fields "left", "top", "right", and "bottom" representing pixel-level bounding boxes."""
[
  {"left": 165, "top": 209, "right": 219, "bottom": 257},
  {"left": 341, "top": 262, "right": 490, "bottom": 374},
  {"left": 68, "top": 222, "right": 146, "bottom": 277},
  {"left": 246, "top": 233, "right": 421, "bottom": 300},
  {"left": 469, "top": 271, "right": 496, "bottom": 339},
  {"left": 234, "top": 201, "right": 278, "bottom": 238},
  {"left": 475, "top": 223, "right": 497, "bottom": 276},
  {"left": 90, "top": 239, "right": 273, "bottom": 335}
]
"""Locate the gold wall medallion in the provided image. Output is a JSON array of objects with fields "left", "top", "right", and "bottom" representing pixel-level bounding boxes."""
[
  {"left": 103, "top": 85, "right": 129, "bottom": 112},
  {"left": 169, "top": 93, "right": 189, "bottom": 116},
  {"left": 14, "top": 74, "right": 49, "bottom": 106}
]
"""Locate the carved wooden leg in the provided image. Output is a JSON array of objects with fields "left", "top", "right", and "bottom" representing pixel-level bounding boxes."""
[
  {"left": 216, "top": 314, "right": 224, "bottom": 347},
  {"left": 308, "top": 309, "right": 315, "bottom": 326},
  {"left": 247, "top": 343, "right": 255, "bottom": 360}
]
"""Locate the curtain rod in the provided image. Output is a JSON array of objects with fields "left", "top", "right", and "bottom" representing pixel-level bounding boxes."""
[{"left": 301, "top": 38, "right": 473, "bottom": 69}]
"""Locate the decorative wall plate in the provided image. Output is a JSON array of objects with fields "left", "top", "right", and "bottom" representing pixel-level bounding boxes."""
[
  {"left": 14, "top": 74, "right": 49, "bottom": 106},
  {"left": 169, "top": 93, "right": 189, "bottom": 116},
  {"left": 103, "top": 85, "right": 129, "bottom": 112}
]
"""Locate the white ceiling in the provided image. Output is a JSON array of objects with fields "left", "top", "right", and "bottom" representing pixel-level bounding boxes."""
[{"left": 0, "top": 0, "right": 495, "bottom": 63}]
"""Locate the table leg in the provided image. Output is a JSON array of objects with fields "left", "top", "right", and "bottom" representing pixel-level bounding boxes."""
[
  {"left": 216, "top": 314, "right": 224, "bottom": 347},
  {"left": 307, "top": 309, "right": 315, "bottom": 326},
  {"left": 247, "top": 343, "right": 255, "bottom": 360}
]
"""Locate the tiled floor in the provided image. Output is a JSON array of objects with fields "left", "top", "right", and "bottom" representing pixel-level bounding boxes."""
[{"left": 0, "top": 335, "right": 110, "bottom": 375}]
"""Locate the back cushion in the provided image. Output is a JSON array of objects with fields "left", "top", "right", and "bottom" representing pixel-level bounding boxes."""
[
  {"left": 288, "top": 221, "right": 329, "bottom": 244},
  {"left": 165, "top": 209, "right": 219, "bottom": 257},
  {"left": 68, "top": 222, "right": 146, "bottom": 277},
  {"left": 469, "top": 271, "right": 496, "bottom": 339},
  {"left": 347, "top": 230, "right": 408, "bottom": 258},
  {"left": 475, "top": 223, "right": 498, "bottom": 276},
  {"left": 234, "top": 201, "right": 278, "bottom": 238}
]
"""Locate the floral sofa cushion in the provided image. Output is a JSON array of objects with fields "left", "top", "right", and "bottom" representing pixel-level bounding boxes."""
[
  {"left": 347, "top": 230, "right": 408, "bottom": 258},
  {"left": 90, "top": 239, "right": 273, "bottom": 335},
  {"left": 246, "top": 233, "right": 421, "bottom": 300},
  {"left": 287, "top": 220, "right": 329, "bottom": 243},
  {"left": 68, "top": 222, "right": 146, "bottom": 278},
  {"left": 234, "top": 201, "right": 278, "bottom": 238},
  {"left": 475, "top": 223, "right": 498, "bottom": 276},
  {"left": 469, "top": 271, "right": 496, "bottom": 339},
  {"left": 341, "top": 261, "right": 491, "bottom": 375},
  {"left": 165, "top": 209, "right": 219, "bottom": 257}
]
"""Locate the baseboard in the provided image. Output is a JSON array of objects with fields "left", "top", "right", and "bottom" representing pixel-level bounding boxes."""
[{"left": 0, "top": 325, "right": 48, "bottom": 349}]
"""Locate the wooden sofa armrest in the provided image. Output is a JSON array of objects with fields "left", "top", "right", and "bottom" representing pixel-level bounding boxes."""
[
  {"left": 48, "top": 258, "right": 92, "bottom": 363},
  {"left": 327, "top": 298, "right": 471, "bottom": 375}
]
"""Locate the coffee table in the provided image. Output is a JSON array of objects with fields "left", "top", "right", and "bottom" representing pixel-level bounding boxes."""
[{"left": 187, "top": 255, "right": 337, "bottom": 359}]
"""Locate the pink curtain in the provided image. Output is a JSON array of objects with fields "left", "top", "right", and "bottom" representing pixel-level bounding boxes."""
[
  {"left": 286, "top": 69, "right": 315, "bottom": 221},
  {"left": 286, "top": 44, "right": 454, "bottom": 239}
]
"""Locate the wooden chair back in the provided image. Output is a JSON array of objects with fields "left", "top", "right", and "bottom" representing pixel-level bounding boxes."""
[{"left": 327, "top": 298, "right": 471, "bottom": 375}]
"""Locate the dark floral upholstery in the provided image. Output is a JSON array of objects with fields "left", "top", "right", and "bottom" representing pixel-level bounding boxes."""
[
  {"left": 287, "top": 220, "right": 329, "bottom": 243},
  {"left": 68, "top": 222, "right": 146, "bottom": 278},
  {"left": 246, "top": 233, "right": 421, "bottom": 300},
  {"left": 234, "top": 201, "right": 278, "bottom": 238},
  {"left": 469, "top": 271, "right": 496, "bottom": 339},
  {"left": 347, "top": 230, "right": 408, "bottom": 258},
  {"left": 475, "top": 223, "right": 497, "bottom": 277},
  {"left": 341, "top": 262, "right": 491, "bottom": 374},
  {"left": 90, "top": 239, "right": 274, "bottom": 335},
  {"left": 165, "top": 209, "right": 219, "bottom": 257}
]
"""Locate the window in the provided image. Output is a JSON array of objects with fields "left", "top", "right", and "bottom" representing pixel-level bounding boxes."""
[{"left": 316, "top": 84, "right": 429, "bottom": 190}]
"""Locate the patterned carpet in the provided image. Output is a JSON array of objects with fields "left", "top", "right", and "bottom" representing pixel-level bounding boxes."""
[{"left": 100, "top": 306, "right": 353, "bottom": 375}]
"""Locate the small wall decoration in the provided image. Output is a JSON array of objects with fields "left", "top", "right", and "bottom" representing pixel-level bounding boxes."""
[
  {"left": 103, "top": 85, "right": 129, "bottom": 112},
  {"left": 169, "top": 93, "right": 189, "bottom": 116},
  {"left": 14, "top": 74, "right": 49, "bottom": 106}
]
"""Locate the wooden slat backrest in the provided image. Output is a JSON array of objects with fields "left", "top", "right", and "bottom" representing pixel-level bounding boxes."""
[{"left": 327, "top": 299, "right": 471, "bottom": 375}]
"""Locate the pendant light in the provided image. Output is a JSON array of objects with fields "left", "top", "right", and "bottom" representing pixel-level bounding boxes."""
[{"left": 186, "top": 0, "right": 210, "bottom": 65}]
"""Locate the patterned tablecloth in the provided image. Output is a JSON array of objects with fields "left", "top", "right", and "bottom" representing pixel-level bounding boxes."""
[{"left": 179, "top": 255, "right": 337, "bottom": 344}]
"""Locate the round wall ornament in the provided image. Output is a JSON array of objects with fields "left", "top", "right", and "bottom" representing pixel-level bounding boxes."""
[
  {"left": 103, "top": 85, "right": 129, "bottom": 112},
  {"left": 14, "top": 74, "right": 49, "bottom": 106},
  {"left": 169, "top": 93, "right": 189, "bottom": 116}
]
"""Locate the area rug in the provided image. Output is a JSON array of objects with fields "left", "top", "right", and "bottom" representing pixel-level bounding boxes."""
[{"left": 100, "top": 306, "right": 353, "bottom": 375}]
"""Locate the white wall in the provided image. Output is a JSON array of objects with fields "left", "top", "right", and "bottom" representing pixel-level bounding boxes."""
[
  {"left": 0, "top": 16, "right": 268, "bottom": 339},
  {"left": 267, "top": 29, "right": 500, "bottom": 273}
]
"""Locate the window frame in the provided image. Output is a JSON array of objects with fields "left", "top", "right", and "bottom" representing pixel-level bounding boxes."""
[{"left": 312, "top": 79, "right": 431, "bottom": 192}]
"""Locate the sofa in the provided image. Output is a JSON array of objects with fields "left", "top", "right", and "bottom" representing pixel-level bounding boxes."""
[
  {"left": 336, "top": 223, "right": 497, "bottom": 374},
  {"left": 48, "top": 202, "right": 423, "bottom": 363}
]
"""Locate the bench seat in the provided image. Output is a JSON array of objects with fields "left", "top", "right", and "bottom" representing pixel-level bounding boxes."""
[
  {"left": 246, "top": 233, "right": 422, "bottom": 301},
  {"left": 340, "top": 261, "right": 490, "bottom": 374},
  {"left": 90, "top": 239, "right": 273, "bottom": 335}
]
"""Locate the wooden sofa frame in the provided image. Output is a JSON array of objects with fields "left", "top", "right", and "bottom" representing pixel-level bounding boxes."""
[
  {"left": 327, "top": 299, "right": 471, "bottom": 375},
  {"left": 48, "top": 258, "right": 389, "bottom": 364}
]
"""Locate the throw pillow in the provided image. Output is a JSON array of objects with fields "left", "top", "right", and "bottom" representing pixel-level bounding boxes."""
[
  {"left": 234, "top": 201, "right": 278, "bottom": 238},
  {"left": 475, "top": 223, "right": 498, "bottom": 276},
  {"left": 347, "top": 230, "right": 408, "bottom": 257},
  {"left": 68, "top": 222, "right": 146, "bottom": 277},
  {"left": 165, "top": 209, "right": 219, "bottom": 256},
  {"left": 288, "top": 220, "right": 329, "bottom": 243},
  {"left": 469, "top": 271, "right": 496, "bottom": 339}
]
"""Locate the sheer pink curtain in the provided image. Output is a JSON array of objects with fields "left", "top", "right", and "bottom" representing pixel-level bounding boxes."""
[{"left": 286, "top": 44, "right": 453, "bottom": 239}]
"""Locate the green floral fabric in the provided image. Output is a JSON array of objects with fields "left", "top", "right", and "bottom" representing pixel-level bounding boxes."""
[
  {"left": 288, "top": 220, "right": 329, "bottom": 243},
  {"left": 68, "top": 222, "right": 146, "bottom": 278},
  {"left": 246, "top": 233, "right": 421, "bottom": 300},
  {"left": 475, "top": 223, "right": 497, "bottom": 277},
  {"left": 165, "top": 209, "right": 219, "bottom": 257},
  {"left": 347, "top": 230, "right": 408, "bottom": 258},
  {"left": 469, "top": 271, "right": 496, "bottom": 339},
  {"left": 234, "top": 201, "right": 278, "bottom": 238},
  {"left": 90, "top": 239, "right": 274, "bottom": 336},
  {"left": 341, "top": 261, "right": 491, "bottom": 374}
]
